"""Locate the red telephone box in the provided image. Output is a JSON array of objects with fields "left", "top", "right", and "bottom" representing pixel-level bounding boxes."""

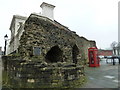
[{"left": 88, "top": 47, "right": 100, "bottom": 67}]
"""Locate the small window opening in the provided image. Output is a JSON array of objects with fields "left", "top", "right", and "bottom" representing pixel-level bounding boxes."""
[{"left": 72, "top": 44, "right": 79, "bottom": 64}]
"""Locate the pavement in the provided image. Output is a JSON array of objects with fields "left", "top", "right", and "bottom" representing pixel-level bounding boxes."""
[{"left": 82, "top": 58, "right": 119, "bottom": 88}]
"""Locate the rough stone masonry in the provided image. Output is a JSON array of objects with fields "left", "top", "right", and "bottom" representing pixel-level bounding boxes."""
[
  {"left": 2, "top": 13, "right": 96, "bottom": 88},
  {"left": 18, "top": 14, "right": 96, "bottom": 64}
]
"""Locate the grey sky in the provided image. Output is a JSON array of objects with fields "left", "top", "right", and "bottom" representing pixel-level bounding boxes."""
[{"left": 0, "top": 0, "right": 119, "bottom": 50}]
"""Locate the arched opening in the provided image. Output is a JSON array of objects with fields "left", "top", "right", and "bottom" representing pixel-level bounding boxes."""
[
  {"left": 72, "top": 44, "right": 79, "bottom": 64},
  {"left": 45, "top": 45, "right": 63, "bottom": 63}
]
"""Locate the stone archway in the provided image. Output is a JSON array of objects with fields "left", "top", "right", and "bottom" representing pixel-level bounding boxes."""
[
  {"left": 72, "top": 44, "right": 79, "bottom": 64},
  {"left": 45, "top": 45, "right": 63, "bottom": 63}
]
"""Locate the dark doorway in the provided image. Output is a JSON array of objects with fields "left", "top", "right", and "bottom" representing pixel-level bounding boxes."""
[
  {"left": 72, "top": 44, "right": 79, "bottom": 64},
  {"left": 45, "top": 45, "right": 63, "bottom": 63}
]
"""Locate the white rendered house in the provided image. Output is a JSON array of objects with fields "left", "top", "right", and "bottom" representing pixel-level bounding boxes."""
[{"left": 8, "top": 15, "right": 27, "bottom": 54}]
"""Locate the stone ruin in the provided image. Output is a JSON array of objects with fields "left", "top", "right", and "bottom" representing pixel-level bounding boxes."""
[
  {"left": 2, "top": 13, "right": 96, "bottom": 88},
  {"left": 19, "top": 14, "right": 96, "bottom": 64}
]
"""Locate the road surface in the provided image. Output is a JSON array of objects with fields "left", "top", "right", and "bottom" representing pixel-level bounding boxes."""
[{"left": 82, "top": 59, "right": 119, "bottom": 88}]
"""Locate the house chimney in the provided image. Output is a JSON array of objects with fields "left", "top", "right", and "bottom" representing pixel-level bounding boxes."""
[{"left": 40, "top": 2, "right": 55, "bottom": 21}]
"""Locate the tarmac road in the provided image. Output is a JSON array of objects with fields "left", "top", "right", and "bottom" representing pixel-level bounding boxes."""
[{"left": 82, "top": 59, "right": 119, "bottom": 88}]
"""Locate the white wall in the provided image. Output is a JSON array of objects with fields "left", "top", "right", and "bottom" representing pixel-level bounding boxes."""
[
  {"left": 6, "top": 39, "right": 10, "bottom": 55},
  {"left": 14, "top": 18, "right": 25, "bottom": 52},
  {"left": 42, "top": 6, "right": 54, "bottom": 20},
  {"left": 8, "top": 17, "right": 26, "bottom": 54},
  {"left": 15, "top": 19, "right": 25, "bottom": 36}
]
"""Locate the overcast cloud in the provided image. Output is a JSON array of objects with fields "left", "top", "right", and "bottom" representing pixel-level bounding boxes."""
[{"left": 0, "top": 0, "right": 119, "bottom": 50}]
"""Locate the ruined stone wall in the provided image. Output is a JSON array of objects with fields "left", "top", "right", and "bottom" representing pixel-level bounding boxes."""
[
  {"left": 79, "top": 37, "right": 96, "bottom": 64},
  {"left": 18, "top": 14, "right": 96, "bottom": 65},
  {"left": 2, "top": 57, "right": 85, "bottom": 88}
]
